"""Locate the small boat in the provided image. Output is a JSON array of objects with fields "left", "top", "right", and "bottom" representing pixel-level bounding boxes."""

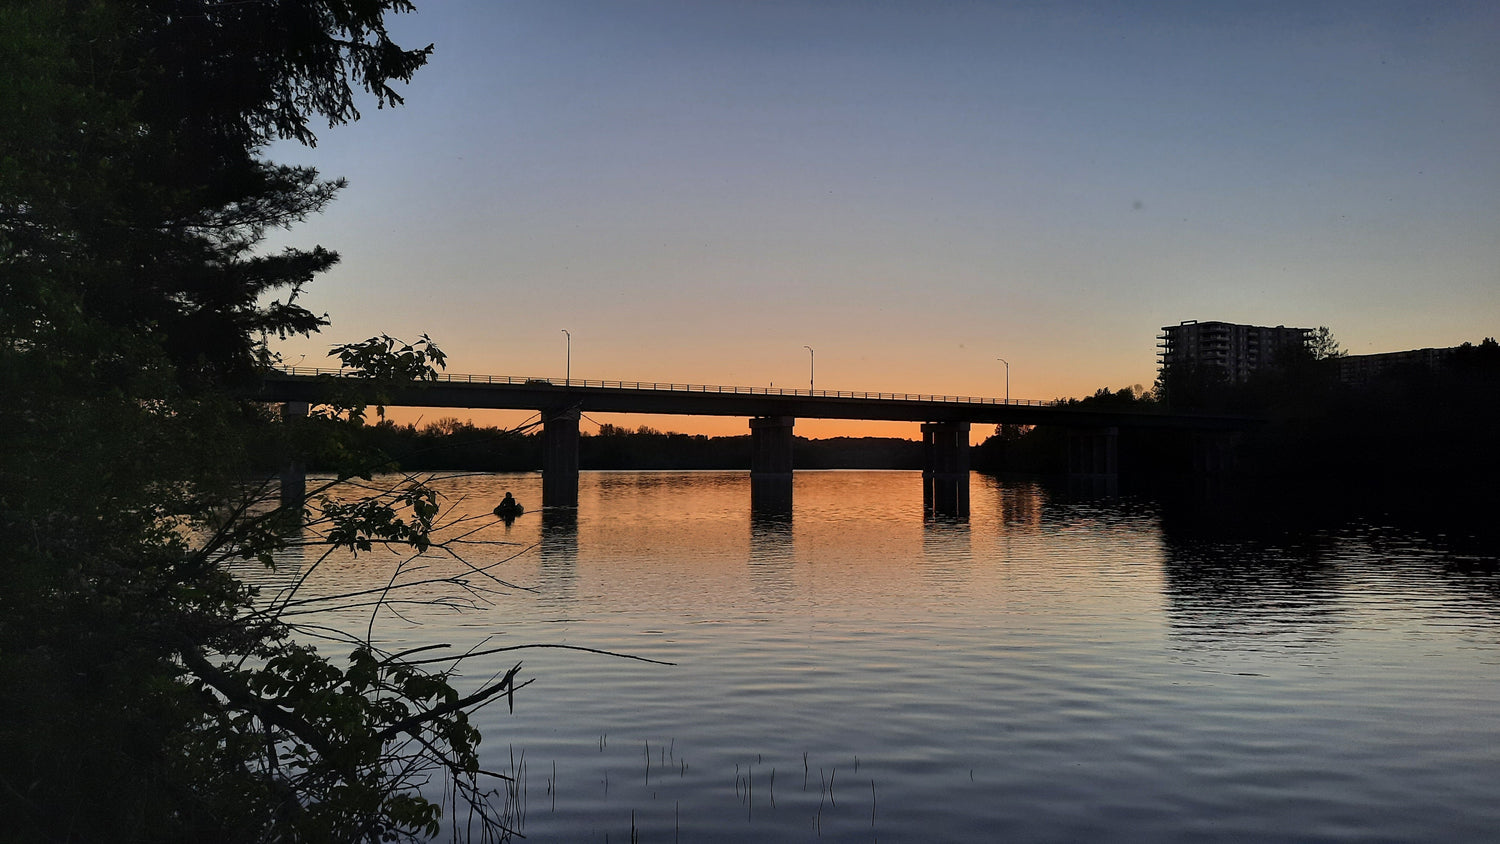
[{"left": 493, "top": 497, "right": 524, "bottom": 518}]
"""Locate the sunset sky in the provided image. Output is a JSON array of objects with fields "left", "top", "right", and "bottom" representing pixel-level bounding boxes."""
[{"left": 266, "top": 0, "right": 1498, "bottom": 438}]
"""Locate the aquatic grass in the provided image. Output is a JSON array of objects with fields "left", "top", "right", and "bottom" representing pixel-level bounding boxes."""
[
  {"left": 502, "top": 740, "right": 884, "bottom": 840},
  {"left": 445, "top": 744, "right": 528, "bottom": 841}
]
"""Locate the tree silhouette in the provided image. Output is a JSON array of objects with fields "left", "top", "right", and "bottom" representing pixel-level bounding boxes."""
[{"left": 1, "top": 4, "right": 546, "bottom": 840}]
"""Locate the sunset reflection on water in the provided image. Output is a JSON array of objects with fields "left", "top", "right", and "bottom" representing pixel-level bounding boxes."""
[{"left": 237, "top": 470, "right": 1500, "bottom": 842}]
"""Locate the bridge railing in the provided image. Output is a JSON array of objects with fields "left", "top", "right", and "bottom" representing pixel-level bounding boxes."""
[{"left": 270, "top": 366, "right": 1061, "bottom": 407}]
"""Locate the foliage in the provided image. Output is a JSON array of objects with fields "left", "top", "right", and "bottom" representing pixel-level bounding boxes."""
[
  {"left": 324, "top": 334, "right": 450, "bottom": 424},
  {"left": 1307, "top": 325, "right": 1345, "bottom": 361},
  {"left": 333, "top": 335, "right": 450, "bottom": 384},
  {"left": 0, "top": 2, "right": 540, "bottom": 841},
  {"left": 1061, "top": 383, "right": 1157, "bottom": 409},
  {"left": 0, "top": 0, "right": 431, "bottom": 386}
]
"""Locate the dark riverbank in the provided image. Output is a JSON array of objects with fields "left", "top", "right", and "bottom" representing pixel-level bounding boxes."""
[{"left": 977, "top": 339, "right": 1499, "bottom": 511}]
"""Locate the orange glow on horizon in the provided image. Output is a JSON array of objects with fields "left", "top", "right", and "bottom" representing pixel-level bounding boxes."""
[{"left": 374, "top": 408, "right": 998, "bottom": 444}]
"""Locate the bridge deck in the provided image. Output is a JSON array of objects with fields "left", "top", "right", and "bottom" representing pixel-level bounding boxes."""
[{"left": 259, "top": 368, "right": 1254, "bottom": 430}]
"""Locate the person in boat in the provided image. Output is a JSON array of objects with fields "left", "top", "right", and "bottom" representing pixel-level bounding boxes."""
[{"left": 494, "top": 491, "right": 522, "bottom": 517}]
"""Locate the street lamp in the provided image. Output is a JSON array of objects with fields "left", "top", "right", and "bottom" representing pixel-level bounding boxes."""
[
  {"left": 561, "top": 329, "right": 571, "bottom": 385},
  {"left": 803, "top": 345, "right": 815, "bottom": 393},
  {"left": 996, "top": 357, "right": 1010, "bottom": 404}
]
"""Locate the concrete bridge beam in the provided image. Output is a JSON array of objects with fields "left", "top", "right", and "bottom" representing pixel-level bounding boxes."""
[
  {"left": 542, "top": 407, "right": 581, "bottom": 508},
  {"left": 921, "top": 421, "right": 970, "bottom": 517},
  {"left": 750, "top": 416, "right": 795, "bottom": 513}
]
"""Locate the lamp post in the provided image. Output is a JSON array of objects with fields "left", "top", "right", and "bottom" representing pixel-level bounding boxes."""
[
  {"left": 562, "top": 329, "right": 571, "bottom": 385},
  {"left": 996, "top": 357, "right": 1010, "bottom": 404},
  {"left": 803, "top": 345, "right": 815, "bottom": 393}
]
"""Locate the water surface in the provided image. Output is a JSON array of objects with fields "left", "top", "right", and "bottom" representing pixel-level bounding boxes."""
[{"left": 257, "top": 471, "right": 1500, "bottom": 842}]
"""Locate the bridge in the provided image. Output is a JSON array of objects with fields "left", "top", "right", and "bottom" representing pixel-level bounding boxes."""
[{"left": 259, "top": 368, "right": 1254, "bottom": 515}]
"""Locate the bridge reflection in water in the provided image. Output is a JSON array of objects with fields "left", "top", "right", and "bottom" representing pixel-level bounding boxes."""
[{"left": 262, "top": 369, "right": 1255, "bottom": 518}]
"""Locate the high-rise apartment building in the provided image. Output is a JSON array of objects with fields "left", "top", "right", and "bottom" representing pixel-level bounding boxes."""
[{"left": 1157, "top": 320, "right": 1312, "bottom": 383}]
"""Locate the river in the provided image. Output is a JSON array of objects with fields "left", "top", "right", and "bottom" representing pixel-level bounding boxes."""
[{"left": 247, "top": 470, "right": 1500, "bottom": 842}]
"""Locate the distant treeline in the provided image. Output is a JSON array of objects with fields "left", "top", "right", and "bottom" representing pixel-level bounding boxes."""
[{"left": 309, "top": 419, "right": 924, "bottom": 472}]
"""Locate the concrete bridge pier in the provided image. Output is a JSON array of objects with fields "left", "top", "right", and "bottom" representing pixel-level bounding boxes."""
[
  {"left": 921, "top": 421, "right": 970, "bottom": 517},
  {"left": 279, "top": 401, "right": 310, "bottom": 510},
  {"left": 1191, "top": 430, "right": 1241, "bottom": 475},
  {"left": 750, "top": 416, "right": 795, "bottom": 513},
  {"left": 541, "top": 407, "right": 581, "bottom": 508},
  {"left": 1066, "top": 426, "right": 1119, "bottom": 497},
  {"left": 1066, "top": 426, "right": 1119, "bottom": 476}
]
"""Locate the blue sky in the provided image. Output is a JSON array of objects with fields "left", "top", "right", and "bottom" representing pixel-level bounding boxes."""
[{"left": 266, "top": 0, "right": 1498, "bottom": 435}]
